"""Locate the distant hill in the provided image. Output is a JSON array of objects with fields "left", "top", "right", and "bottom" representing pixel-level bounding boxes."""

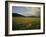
[
  {"left": 12, "top": 13, "right": 40, "bottom": 18},
  {"left": 12, "top": 13, "right": 24, "bottom": 17},
  {"left": 27, "top": 16, "right": 40, "bottom": 18}
]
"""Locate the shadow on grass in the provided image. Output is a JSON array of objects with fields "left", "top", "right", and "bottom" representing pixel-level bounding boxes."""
[{"left": 12, "top": 20, "right": 40, "bottom": 30}]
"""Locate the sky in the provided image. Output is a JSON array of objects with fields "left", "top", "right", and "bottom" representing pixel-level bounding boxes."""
[{"left": 12, "top": 6, "right": 40, "bottom": 16}]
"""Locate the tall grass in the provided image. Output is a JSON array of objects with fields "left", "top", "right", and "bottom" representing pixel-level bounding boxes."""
[{"left": 12, "top": 17, "right": 40, "bottom": 30}]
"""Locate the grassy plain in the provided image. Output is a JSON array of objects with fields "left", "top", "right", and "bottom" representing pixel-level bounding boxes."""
[{"left": 12, "top": 17, "right": 40, "bottom": 30}]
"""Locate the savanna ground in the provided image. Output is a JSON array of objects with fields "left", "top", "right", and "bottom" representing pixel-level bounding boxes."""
[{"left": 12, "top": 17, "right": 40, "bottom": 30}]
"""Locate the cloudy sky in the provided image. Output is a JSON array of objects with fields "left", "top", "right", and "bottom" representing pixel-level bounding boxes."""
[{"left": 12, "top": 6, "right": 40, "bottom": 16}]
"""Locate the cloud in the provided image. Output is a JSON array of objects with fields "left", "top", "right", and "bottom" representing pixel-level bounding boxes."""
[
  {"left": 12, "top": 6, "right": 40, "bottom": 16},
  {"left": 31, "top": 7, "right": 40, "bottom": 16}
]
